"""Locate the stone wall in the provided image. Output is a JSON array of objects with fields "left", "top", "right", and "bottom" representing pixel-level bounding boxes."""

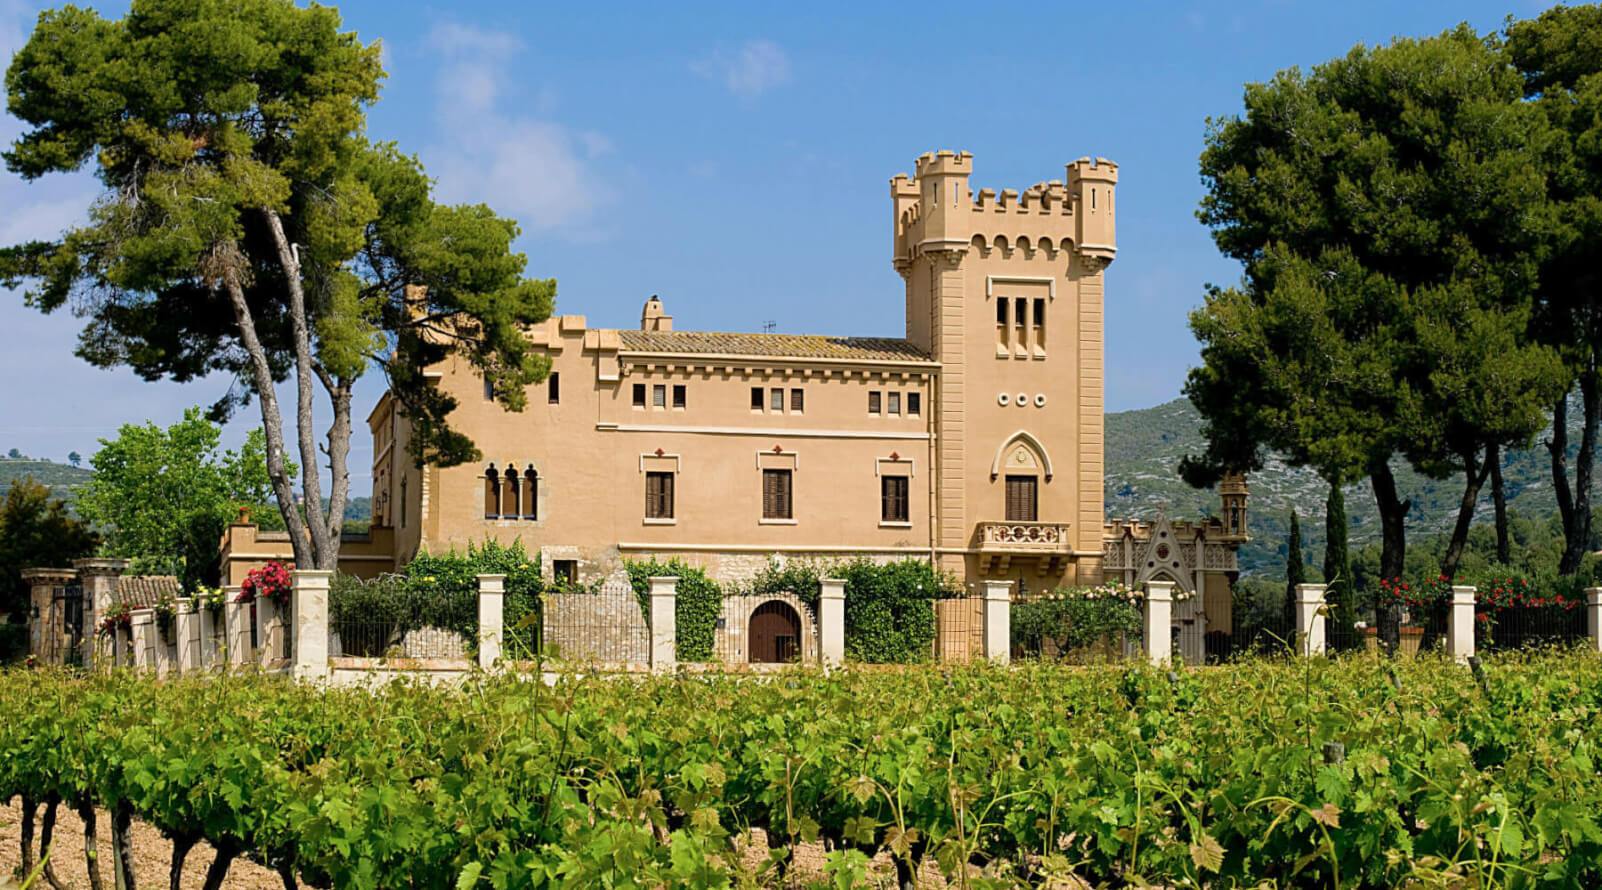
[{"left": 541, "top": 579, "right": 649, "bottom": 666}]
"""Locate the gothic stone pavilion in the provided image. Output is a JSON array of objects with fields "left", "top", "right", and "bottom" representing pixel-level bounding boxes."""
[{"left": 220, "top": 151, "right": 1249, "bottom": 656}]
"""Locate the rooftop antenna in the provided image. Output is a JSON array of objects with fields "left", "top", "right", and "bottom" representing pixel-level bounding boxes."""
[{"left": 761, "top": 320, "right": 777, "bottom": 334}]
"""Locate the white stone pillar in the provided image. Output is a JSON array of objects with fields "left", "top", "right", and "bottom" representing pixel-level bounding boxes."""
[
  {"left": 110, "top": 627, "right": 126, "bottom": 669},
  {"left": 1143, "top": 581, "right": 1175, "bottom": 665},
  {"left": 292, "top": 570, "right": 332, "bottom": 681},
  {"left": 818, "top": 578, "right": 846, "bottom": 666},
  {"left": 1585, "top": 588, "right": 1601, "bottom": 654},
  {"left": 74, "top": 558, "right": 128, "bottom": 669},
  {"left": 130, "top": 608, "right": 156, "bottom": 672},
  {"left": 225, "top": 595, "right": 251, "bottom": 667},
  {"left": 1446, "top": 585, "right": 1477, "bottom": 664},
  {"left": 982, "top": 580, "right": 1013, "bottom": 665},
  {"left": 198, "top": 606, "right": 221, "bottom": 669},
  {"left": 648, "top": 576, "right": 677, "bottom": 672},
  {"left": 1294, "top": 583, "right": 1328, "bottom": 656},
  {"left": 174, "top": 599, "right": 200, "bottom": 674},
  {"left": 477, "top": 574, "right": 505, "bottom": 670}
]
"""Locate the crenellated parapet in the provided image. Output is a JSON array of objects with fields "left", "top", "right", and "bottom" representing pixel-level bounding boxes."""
[{"left": 890, "top": 151, "right": 1117, "bottom": 275}]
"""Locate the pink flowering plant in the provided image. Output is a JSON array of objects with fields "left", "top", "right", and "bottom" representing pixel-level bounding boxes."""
[
  {"left": 97, "top": 600, "right": 132, "bottom": 637},
  {"left": 237, "top": 561, "right": 293, "bottom": 606}
]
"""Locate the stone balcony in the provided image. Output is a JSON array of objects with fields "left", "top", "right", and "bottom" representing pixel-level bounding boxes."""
[{"left": 975, "top": 521, "right": 1072, "bottom": 575}]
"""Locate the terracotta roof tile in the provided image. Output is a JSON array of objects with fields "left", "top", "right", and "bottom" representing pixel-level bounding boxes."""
[
  {"left": 617, "top": 330, "right": 931, "bottom": 363},
  {"left": 115, "top": 575, "right": 182, "bottom": 609}
]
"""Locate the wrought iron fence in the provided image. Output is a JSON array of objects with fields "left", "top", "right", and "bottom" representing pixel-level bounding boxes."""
[
  {"left": 332, "top": 588, "right": 477, "bottom": 660},
  {"left": 1477, "top": 604, "right": 1588, "bottom": 651},
  {"left": 933, "top": 597, "right": 981, "bottom": 663},
  {"left": 1010, "top": 595, "right": 1142, "bottom": 663},
  {"left": 1218, "top": 608, "right": 1296, "bottom": 661},
  {"left": 532, "top": 581, "right": 651, "bottom": 667}
]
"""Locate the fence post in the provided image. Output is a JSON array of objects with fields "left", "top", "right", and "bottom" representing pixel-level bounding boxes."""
[
  {"left": 819, "top": 578, "right": 846, "bottom": 666},
  {"left": 981, "top": 580, "right": 1012, "bottom": 665},
  {"left": 648, "top": 576, "right": 678, "bottom": 672},
  {"left": 225, "top": 590, "right": 250, "bottom": 667},
  {"left": 1143, "top": 581, "right": 1175, "bottom": 665},
  {"left": 292, "top": 570, "right": 332, "bottom": 682},
  {"left": 1586, "top": 587, "right": 1602, "bottom": 654},
  {"left": 1295, "top": 583, "right": 1328, "bottom": 656},
  {"left": 130, "top": 608, "right": 156, "bottom": 672},
  {"left": 1446, "top": 585, "right": 1476, "bottom": 664},
  {"left": 255, "top": 595, "right": 278, "bottom": 668},
  {"left": 477, "top": 574, "right": 506, "bottom": 670},
  {"left": 174, "top": 598, "right": 200, "bottom": 674},
  {"left": 198, "top": 605, "right": 220, "bottom": 669}
]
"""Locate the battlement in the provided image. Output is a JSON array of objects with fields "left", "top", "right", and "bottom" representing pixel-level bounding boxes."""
[{"left": 890, "top": 150, "right": 1117, "bottom": 271}]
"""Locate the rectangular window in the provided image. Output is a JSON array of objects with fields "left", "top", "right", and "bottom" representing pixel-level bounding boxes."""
[
  {"left": 547, "top": 372, "right": 560, "bottom": 404},
  {"left": 553, "top": 559, "right": 578, "bottom": 588},
  {"left": 881, "top": 475, "right": 909, "bottom": 523},
  {"left": 483, "top": 378, "right": 496, "bottom": 401},
  {"left": 646, "top": 471, "right": 674, "bottom": 519},
  {"left": 1014, "top": 296, "right": 1027, "bottom": 342},
  {"left": 672, "top": 384, "right": 687, "bottom": 409},
  {"left": 868, "top": 391, "right": 881, "bottom": 414},
  {"left": 751, "top": 386, "right": 764, "bottom": 410},
  {"left": 1033, "top": 298, "right": 1045, "bottom": 327},
  {"left": 653, "top": 384, "right": 666, "bottom": 408},
  {"left": 790, "top": 388, "right": 804, "bottom": 412},
  {"left": 888, "top": 392, "right": 901, "bottom": 416},
  {"left": 1005, "top": 475, "right": 1039, "bottom": 522},
  {"left": 770, "top": 388, "right": 784, "bottom": 412},
  {"left": 632, "top": 383, "right": 646, "bottom": 407},
  {"left": 762, "top": 468, "right": 792, "bottom": 520},
  {"left": 996, "top": 299, "right": 1008, "bottom": 326},
  {"left": 908, "top": 392, "right": 921, "bottom": 416}
]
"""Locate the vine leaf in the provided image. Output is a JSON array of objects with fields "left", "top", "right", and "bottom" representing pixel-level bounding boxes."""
[
  {"left": 1311, "top": 803, "right": 1342, "bottom": 828},
  {"left": 1189, "top": 832, "right": 1224, "bottom": 873},
  {"left": 455, "top": 861, "right": 483, "bottom": 890}
]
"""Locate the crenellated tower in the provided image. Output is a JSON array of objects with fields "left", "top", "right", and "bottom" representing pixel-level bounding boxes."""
[{"left": 890, "top": 150, "right": 1118, "bottom": 590}]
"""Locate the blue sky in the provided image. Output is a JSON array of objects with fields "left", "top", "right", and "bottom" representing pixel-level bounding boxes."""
[{"left": 0, "top": 0, "right": 1558, "bottom": 490}]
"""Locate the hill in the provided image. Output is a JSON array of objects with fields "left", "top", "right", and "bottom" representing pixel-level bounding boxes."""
[
  {"left": 1104, "top": 397, "right": 1600, "bottom": 576},
  {"left": 0, "top": 458, "right": 92, "bottom": 505}
]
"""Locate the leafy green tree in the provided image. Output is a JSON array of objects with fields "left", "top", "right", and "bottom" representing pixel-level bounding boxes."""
[
  {"left": 0, "top": 478, "right": 97, "bottom": 618},
  {"left": 76, "top": 409, "right": 284, "bottom": 589},
  {"left": 1283, "top": 511, "right": 1305, "bottom": 630},
  {"left": 5, "top": 449, "right": 20, "bottom": 460},
  {"left": 1323, "top": 478, "right": 1357, "bottom": 649},
  {"left": 1508, "top": 8, "right": 1602, "bottom": 576},
  {"left": 1185, "top": 26, "right": 1562, "bottom": 647},
  {"left": 1, "top": 0, "right": 554, "bottom": 571},
  {"left": 66, "top": 451, "right": 81, "bottom": 468}
]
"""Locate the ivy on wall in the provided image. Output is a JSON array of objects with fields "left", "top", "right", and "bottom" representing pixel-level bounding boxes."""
[
  {"left": 623, "top": 558, "right": 721, "bottom": 661},
  {"left": 743, "top": 556, "right": 961, "bottom": 663}
]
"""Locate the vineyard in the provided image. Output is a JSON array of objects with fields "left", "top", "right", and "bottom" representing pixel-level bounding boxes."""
[{"left": 4, "top": 654, "right": 1602, "bottom": 888}]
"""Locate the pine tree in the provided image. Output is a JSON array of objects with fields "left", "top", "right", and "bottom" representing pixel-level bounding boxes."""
[
  {"left": 1323, "top": 479, "right": 1356, "bottom": 649},
  {"left": 1284, "top": 511, "right": 1305, "bottom": 631}
]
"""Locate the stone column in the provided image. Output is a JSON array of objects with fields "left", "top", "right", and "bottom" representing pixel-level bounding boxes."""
[
  {"left": 130, "top": 608, "right": 156, "bottom": 672},
  {"left": 1588, "top": 588, "right": 1602, "bottom": 654},
  {"left": 292, "top": 570, "right": 332, "bottom": 682},
  {"left": 818, "top": 579, "right": 846, "bottom": 666},
  {"left": 1294, "top": 583, "right": 1328, "bottom": 656},
  {"left": 198, "top": 606, "right": 221, "bottom": 669},
  {"left": 476, "top": 574, "right": 505, "bottom": 670},
  {"left": 174, "top": 599, "right": 200, "bottom": 674},
  {"left": 1446, "top": 585, "right": 1477, "bottom": 664},
  {"left": 1143, "top": 581, "right": 1175, "bottom": 665},
  {"left": 20, "top": 568, "right": 76, "bottom": 663},
  {"left": 74, "top": 558, "right": 128, "bottom": 669},
  {"left": 225, "top": 595, "right": 251, "bottom": 667},
  {"left": 152, "top": 609, "right": 177, "bottom": 677},
  {"left": 982, "top": 580, "right": 1013, "bottom": 665},
  {"left": 648, "top": 576, "right": 677, "bottom": 672},
  {"left": 110, "top": 627, "right": 126, "bottom": 669}
]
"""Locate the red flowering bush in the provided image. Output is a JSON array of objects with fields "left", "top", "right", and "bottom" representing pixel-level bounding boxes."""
[
  {"left": 238, "top": 561, "right": 293, "bottom": 606},
  {"left": 97, "top": 600, "right": 132, "bottom": 637},
  {"left": 1377, "top": 575, "right": 1452, "bottom": 610}
]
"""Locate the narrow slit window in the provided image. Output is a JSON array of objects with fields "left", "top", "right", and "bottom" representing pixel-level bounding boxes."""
[
  {"left": 483, "top": 378, "right": 496, "bottom": 401},
  {"left": 523, "top": 468, "right": 538, "bottom": 519},
  {"left": 1014, "top": 297, "right": 1027, "bottom": 344},
  {"left": 547, "top": 372, "right": 560, "bottom": 404},
  {"left": 888, "top": 392, "right": 901, "bottom": 415},
  {"left": 484, "top": 466, "right": 500, "bottom": 519},
  {"left": 751, "top": 386, "right": 764, "bottom": 410},
  {"left": 868, "top": 391, "right": 881, "bottom": 414},
  {"left": 501, "top": 464, "right": 521, "bottom": 518},
  {"left": 770, "top": 388, "right": 784, "bottom": 412},
  {"left": 790, "top": 388, "right": 804, "bottom": 412},
  {"left": 633, "top": 383, "right": 646, "bottom": 408},
  {"left": 653, "top": 384, "right": 666, "bottom": 408},
  {"left": 672, "top": 384, "right": 687, "bottom": 409}
]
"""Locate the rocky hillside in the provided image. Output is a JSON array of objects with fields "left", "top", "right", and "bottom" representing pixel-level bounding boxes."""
[
  {"left": 1104, "top": 398, "right": 1597, "bottom": 576},
  {"left": 0, "top": 458, "right": 91, "bottom": 504}
]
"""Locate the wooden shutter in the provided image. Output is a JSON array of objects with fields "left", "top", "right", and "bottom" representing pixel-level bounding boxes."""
[
  {"left": 763, "top": 469, "right": 791, "bottom": 519},
  {"left": 1005, "top": 475, "right": 1037, "bottom": 522},
  {"left": 646, "top": 472, "right": 674, "bottom": 519},
  {"left": 881, "top": 476, "right": 908, "bottom": 522}
]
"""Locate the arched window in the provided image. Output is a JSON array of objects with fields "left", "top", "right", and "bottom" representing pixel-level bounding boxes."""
[
  {"left": 523, "top": 467, "right": 539, "bottom": 520},
  {"left": 484, "top": 465, "right": 500, "bottom": 519},
  {"left": 502, "top": 463, "right": 521, "bottom": 518}
]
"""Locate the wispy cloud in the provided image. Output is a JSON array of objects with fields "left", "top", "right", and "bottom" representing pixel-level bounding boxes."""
[
  {"left": 423, "top": 21, "right": 612, "bottom": 234},
  {"left": 693, "top": 39, "right": 792, "bottom": 99}
]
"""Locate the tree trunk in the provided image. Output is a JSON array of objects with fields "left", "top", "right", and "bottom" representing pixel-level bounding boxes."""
[
  {"left": 218, "top": 262, "right": 312, "bottom": 568},
  {"left": 1489, "top": 442, "right": 1509, "bottom": 564},
  {"left": 1323, "top": 477, "right": 1356, "bottom": 650},
  {"left": 201, "top": 845, "right": 237, "bottom": 890},
  {"left": 316, "top": 369, "right": 355, "bottom": 550},
  {"left": 20, "top": 794, "right": 36, "bottom": 879},
  {"left": 1562, "top": 372, "right": 1599, "bottom": 574},
  {"left": 168, "top": 835, "right": 197, "bottom": 890},
  {"left": 79, "top": 799, "right": 104, "bottom": 890},
  {"left": 40, "top": 797, "right": 65, "bottom": 890},
  {"left": 1440, "top": 446, "right": 1492, "bottom": 581},
  {"left": 1370, "top": 462, "right": 1409, "bottom": 655},
  {"left": 262, "top": 208, "right": 334, "bottom": 570},
  {"left": 275, "top": 858, "right": 299, "bottom": 890},
  {"left": 111, "top": 801, "right": 136, "bottom": 890}
]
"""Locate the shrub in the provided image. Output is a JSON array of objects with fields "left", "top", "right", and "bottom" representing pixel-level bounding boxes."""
[
  {"left": 839, "top": 558, "right": 957, "bottom": 663},
  {"left": 1012, "top": 583, "right": 1144, "bottom": 660},
  {"left": 624, "top": 558, "right": 721, "bottom": 661}
]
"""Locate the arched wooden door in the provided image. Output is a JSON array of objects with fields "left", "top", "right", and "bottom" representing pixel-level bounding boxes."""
[{"left": 748, "top": 601, "right": 802, "bottom": 663}]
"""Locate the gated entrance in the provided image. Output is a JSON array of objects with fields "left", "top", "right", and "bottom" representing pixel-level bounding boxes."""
[
  {"left": 52, "top": 583, "right": 85, "bottom": 664},
  {"left": 748, "top": 600, "right": 801, "bottom": 663}
]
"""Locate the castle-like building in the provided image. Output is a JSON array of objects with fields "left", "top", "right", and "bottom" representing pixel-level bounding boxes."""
[{"left": 226, "top": 151, "right": 1248, "bottom": 659}]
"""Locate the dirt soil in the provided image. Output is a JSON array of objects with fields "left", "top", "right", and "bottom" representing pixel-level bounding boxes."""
[{"left": 1, "top": 801, "right": 280, "bottom": 889}]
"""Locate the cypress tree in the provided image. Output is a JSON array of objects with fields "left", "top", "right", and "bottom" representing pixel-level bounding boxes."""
[
  {"left": 1323, "top": 479, "right": 1356, "bottom": 649},
  {"left": 1284, "top": 511, "right": 1305, "bottom": 631}
]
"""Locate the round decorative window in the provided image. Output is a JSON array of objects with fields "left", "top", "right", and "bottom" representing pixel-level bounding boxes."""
[
  {"left": 1015, "top": 391, "right": 1028, "bottom": 407},
  {"left": 1155, "top": 543, "right": 1171, "bottom": 560},
  {"left": 1034, "top": 393, "right": 1047, "bottom": 407},
  {"left": 997, "top": 393, "right": 1010, "bottom": 406}
]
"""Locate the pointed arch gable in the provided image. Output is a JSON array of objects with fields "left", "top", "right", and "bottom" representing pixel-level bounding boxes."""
[{"left": 989, "top": 430, "right": 1054, "bottom": 482}]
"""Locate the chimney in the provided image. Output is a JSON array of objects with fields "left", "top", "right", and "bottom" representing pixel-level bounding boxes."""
[{"left": 641, "top": 295, "right": 672, "bottom": 332}]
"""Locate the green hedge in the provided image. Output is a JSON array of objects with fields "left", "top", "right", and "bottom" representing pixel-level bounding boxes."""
[
  {"left": 624, "top": 558, "right": 720, "bottom": 661},
  {"left": 742, "top": 556, "right": 960, "bottom": 663},
  {"left": 1012, "top": 586, "right": 1144, "bottom": 660}
]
